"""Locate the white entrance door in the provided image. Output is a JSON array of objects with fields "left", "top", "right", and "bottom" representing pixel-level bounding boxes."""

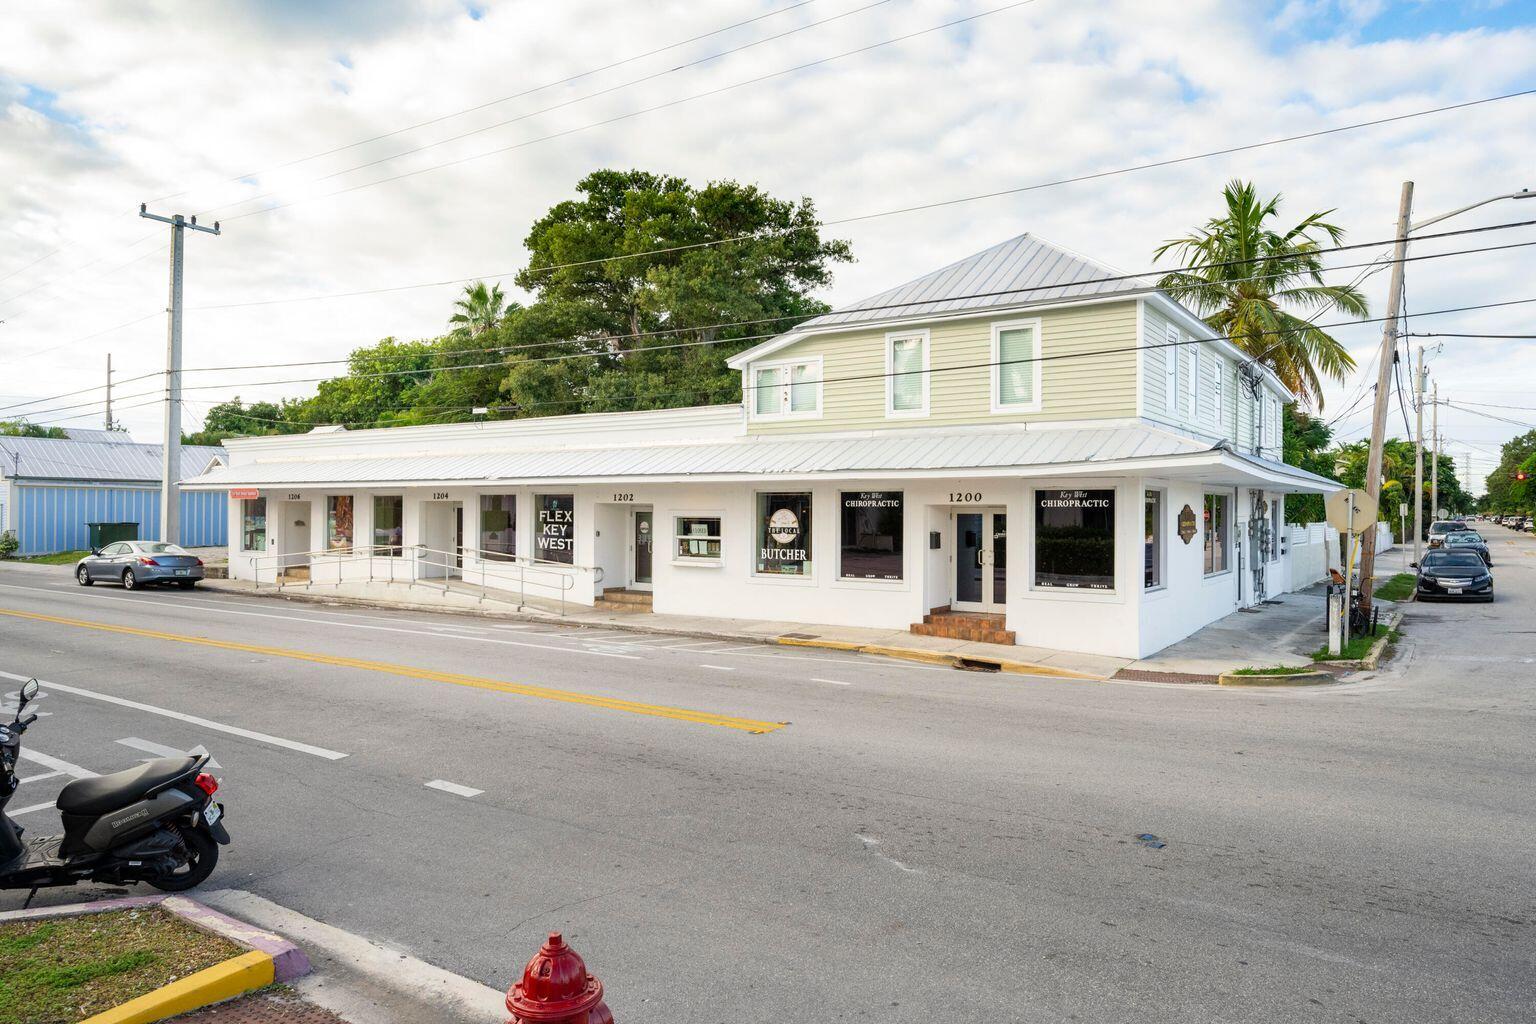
[
  {"left": 953, "top": 508, "right": 1008, "bottom": 611},
  {"left": 630, "top": 508, "right": 654, "bottom": 591}
]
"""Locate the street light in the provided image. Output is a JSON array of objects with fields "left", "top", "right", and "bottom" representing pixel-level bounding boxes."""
[{"left": 1357, "top": 184, "right": 1532, "bottom": 612}]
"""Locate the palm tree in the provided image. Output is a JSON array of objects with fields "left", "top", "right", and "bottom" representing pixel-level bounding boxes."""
[
  {"left": 449, "top": 281, "right": 506, "bottom": 337},
  {"left": 1155, "top": 180, "right": 1368, "bottom": 408}
]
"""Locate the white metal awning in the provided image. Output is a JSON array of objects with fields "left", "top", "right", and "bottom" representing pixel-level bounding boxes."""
[{"left": 182, "top": 425, "right": 1337, "bottom": 494}]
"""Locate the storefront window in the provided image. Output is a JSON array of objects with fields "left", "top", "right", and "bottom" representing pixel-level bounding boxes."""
[
  {"left": 1204, "top": 493, "right": 1230, "bottom": 575},
  {"left": 675, "top": 516, "right": 722, "bottom": 561},
  {"left": 1144, "top": 490, "right": 1162, "bottom": 590},
  {"left": 535, "top": 493, "right": 574, "bottom": 564},
  {"left": 371, "top": 495, "right": 403, "bottom": 556},
  {"left": 839, "top": 491, "right": 903, "bottom": 580},
  {"left": 480, "top": 494, "right": 516, "bottom": 561},
  {"left": 241, "top": 498, "right": 266, "bottom": 552},
  {"left": 756, "top": 492, "right": 812, "bottom": 576},
  {"left": 1034, "top": 489, "right": 1114, "bottom": 590},
  {"left": 326, "top": 495, "right": 354, "bottom": 553}
]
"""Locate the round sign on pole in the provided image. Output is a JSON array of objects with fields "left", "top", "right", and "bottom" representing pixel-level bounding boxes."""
[
  {"left": 1325, "top": 488, "right": 1379, "bottom": 535},
  {"left": 1436, "top": 507, "right": 1449, "bottom": 519}
]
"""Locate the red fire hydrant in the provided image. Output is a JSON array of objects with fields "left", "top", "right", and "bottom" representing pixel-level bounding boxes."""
[{"left": 506, "top": 932, "right": 614, "bottom": 1024}]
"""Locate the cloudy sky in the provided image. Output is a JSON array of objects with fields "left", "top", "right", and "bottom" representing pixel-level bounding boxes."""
[{"left": 2, "top": 0, "right": 1533, "bottom": 492}]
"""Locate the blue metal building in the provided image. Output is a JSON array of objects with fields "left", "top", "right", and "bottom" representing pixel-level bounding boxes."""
[{"left": 0, "top": 433, "right": 228, "bottom": 556}]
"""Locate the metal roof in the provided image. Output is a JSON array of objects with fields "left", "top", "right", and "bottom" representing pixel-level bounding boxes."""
[
  {"left": 62, "top": 428, "right": 134, "bottom": 444},
  {"left": 185, "top": 426, "right": 1224, "bottom": 487},
  {"left": 0, "top": 435, "right": 227, "bottom": 483},
  {"left": 797, "top": 233, "right": 1154, "bottom": 330}
]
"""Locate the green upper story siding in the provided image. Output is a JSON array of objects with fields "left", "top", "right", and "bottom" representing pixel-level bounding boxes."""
[{"left": 745, "top": 299, "right": 1140, "bottom": 434}]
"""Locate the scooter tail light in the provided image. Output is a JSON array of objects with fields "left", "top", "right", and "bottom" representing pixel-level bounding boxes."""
[
  {"left": 194, "top": 773, "right": 219, "bottom": 797},
  {"left": 138, "top": 556, "right": 159, "bottom": 566}
]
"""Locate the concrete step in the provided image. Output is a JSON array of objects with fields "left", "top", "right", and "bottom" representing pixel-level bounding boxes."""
[
  {"left": 910, "top": 612, "right": 1015, "bottom": 646},
  {"left": 595, "top": 588, "right": 653, "bottom": 611}
]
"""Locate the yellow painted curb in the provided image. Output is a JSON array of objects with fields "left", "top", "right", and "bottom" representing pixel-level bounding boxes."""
[
  {"left": 80, "top": 949, "right": 274, "bottom": 1024},
  {"left": 994, "top": 660, "right": 1102, "bottom": 681},
  {"left": 775, "top": 636, "right": 864, "bottom": 651},
  {"left": 858, "top": 644, "right": 959, "bottom": 666}
]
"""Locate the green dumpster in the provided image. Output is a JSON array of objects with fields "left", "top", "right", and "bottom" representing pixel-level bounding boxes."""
[{"left": 88, "top": 521, "right": 139, "bottom": 550}]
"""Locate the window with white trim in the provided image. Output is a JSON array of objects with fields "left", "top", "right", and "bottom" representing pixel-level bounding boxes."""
[
  {"left": 750, "top": 358, "right": 820, "bottom": 419},
  {"left": 1163, "top": 325, "right": 1179, "bottom": 411},
  {"left": 1186, "top": 345, "right": 1201, "bottom": 419},
  {"left": 675, "top": 516, "right": 722, "bottom": 562},
  {"left": 991, "top": 319, "right": 1040, "bottom": 411},
  {"left": 887, "top": 331, "right": 928, "bottom": 416}
]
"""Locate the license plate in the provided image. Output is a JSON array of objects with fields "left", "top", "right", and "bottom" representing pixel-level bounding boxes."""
[
  {"left": 204, "top": 802, "right": 222, "bottom": 826},
  {"left": 175, "top": 569, "right": 190, "bottom": 576},
  {"left": 1447, "top": 588, "right": 1462, "bottom": 595}
]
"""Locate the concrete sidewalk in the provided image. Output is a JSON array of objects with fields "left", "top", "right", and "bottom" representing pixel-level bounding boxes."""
[{"left": 190, "top": 567, "right": 1387, "bottom": 683}]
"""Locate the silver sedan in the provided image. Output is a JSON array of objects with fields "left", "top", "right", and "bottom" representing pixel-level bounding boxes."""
[{"left": 76, "top": 541, "right": 205, "bottom": 590}]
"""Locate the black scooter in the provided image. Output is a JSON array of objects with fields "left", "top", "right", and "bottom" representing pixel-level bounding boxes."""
[{"left": 1, "top": 679, "right": 230, "bottom": 903}]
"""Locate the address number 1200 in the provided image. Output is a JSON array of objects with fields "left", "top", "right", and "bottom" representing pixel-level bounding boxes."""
[{"left": 949, "top": 492, "right": 984, "bottom": 503}]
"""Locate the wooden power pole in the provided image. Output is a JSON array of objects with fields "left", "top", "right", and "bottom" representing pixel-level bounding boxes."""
[{"left": 1358, "top": 181, "right": 1414, "bottom": 614}]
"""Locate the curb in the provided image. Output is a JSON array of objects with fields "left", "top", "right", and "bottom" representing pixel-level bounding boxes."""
[
  {"left": 1313, "top": 609, "right": 1404, "bottom": 671},
  {"left": 80, "top": 950, "right": 273, "bottom": 1024},
  {"left": 0, "top": 893, "right": 311, "bottom": 1024},
  {"left": 778, "top": 636, "right": 1103, "bottom": 679},
  {"left": 1216, "top": 669, "right": 1335, "bottom": 687}
]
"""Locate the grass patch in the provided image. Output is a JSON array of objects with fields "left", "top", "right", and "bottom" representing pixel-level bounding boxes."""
[
  {"left": 0, "top": 908, "right": 245, "bottom": 1024},
  {"left": 1230, "top": 665, "right": 1314, "bottom": 676},
  {"left": 1313, "top": 628, "right": 1401, "bottom": 663},
  {"left": 15, "top": 549, "right": 91, "bottom": 565},
  {"left": 1374, "top": 572, "right": 1417, "bottom": 603}
]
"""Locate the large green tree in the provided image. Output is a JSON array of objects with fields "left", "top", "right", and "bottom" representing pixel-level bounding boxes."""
[
  {"left": 0, "top": 420, "right": 67, "bottom": 439},
  {"left": 183, "top": 398, "right": 308, "bottom": 445},
  {"left": 1483, "top": 429, "right": 1536, "bottom": 513},
  {"left": 502, "top": 168, "right": 852, "bottom": 414},
  {"left": 1155, "top": 180, "right": 1367, "bottom": 408}
]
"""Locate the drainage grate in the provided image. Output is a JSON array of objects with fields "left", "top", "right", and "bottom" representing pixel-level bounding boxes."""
[{"left": 955, "top": 657, "right": 1002, "bottom": 673}]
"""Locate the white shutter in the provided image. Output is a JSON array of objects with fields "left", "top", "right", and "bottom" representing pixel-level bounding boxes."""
[{"left": 1212, "top": 357, "right": 1225, "bottom": 425}]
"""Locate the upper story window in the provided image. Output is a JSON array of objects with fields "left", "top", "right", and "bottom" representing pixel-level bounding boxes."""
[
  {"left": 1163, "top": 325, "right": 1179, "bottom": 412},
  {"left": 886, "top": 330, "right": 928, "bottom": 417},
  {"left": 991, "top": 319, "right": 1041, "bottom": 412},
  {"left": 750, "top": 358, "right": 820, "bottom": 420}
]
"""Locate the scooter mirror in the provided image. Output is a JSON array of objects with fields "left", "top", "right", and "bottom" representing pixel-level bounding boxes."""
[{"left": 19, "top": 679, "right": 38, "bottom": 704}]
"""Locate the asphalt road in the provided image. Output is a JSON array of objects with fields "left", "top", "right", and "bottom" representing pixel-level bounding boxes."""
[{"left": 1, "top": 528, "right": 1532, "bottom": 1023}]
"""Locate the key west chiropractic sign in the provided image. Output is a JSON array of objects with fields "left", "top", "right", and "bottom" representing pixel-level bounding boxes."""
[{"left": 1034, "top": 488, "right": 1115, "bottom": 590}]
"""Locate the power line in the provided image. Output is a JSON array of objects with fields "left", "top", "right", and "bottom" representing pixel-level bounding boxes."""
[
  {"left": 199, "top": 0, "right": 898, "bottom": 218},
  {"left": 0, "top": 1, "right": 827, "bottom": 293},
  {"left": 1442, "top": 401, "right": 1536, "bottom": 429},
  {"left": 216, "top": 0, "right": 1041, "bottom": 224},
  {"left": 148, "top": 0, "right": 824, "bottom": 207},
  {"left": 10, "top": 240, "right": 1536, "bottom": 423},
  {"left": 42, "top": 293, "right": 1536, "bottom": 431}
]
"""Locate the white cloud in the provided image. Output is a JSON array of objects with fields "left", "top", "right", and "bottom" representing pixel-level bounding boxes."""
[{"left": 0, "top": 0, "right": 1532, "bottom": 492}]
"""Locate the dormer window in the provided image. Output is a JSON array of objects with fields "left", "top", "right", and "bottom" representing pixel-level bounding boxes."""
[{"left": 750, "top": 358, "right": 821, "bottom": 419}]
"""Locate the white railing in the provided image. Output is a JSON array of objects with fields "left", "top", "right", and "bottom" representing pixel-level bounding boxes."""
[{"left": 247, "top": 543, "right": 603, "bottom": 615}]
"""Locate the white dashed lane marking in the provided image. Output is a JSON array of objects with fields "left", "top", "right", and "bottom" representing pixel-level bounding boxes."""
[
  {"left": 700, "top": 664, "right": 736, "bottom": 672},
  {"left": 425, "top": 779, "right": 483, "bottom": 798}
]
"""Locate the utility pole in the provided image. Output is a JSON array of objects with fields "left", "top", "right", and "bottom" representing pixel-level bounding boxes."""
[
  {"left": 104, "top": 353, "right": 114, "bottom": 432},
  {"left": 1358, "top": 181, "right": 1414, "bottom": 613},
  {"left": 1431, "top": 381, "right": 1440, "bottom": 520},
  {"left": 1413, "top": 348, "right": 1425, "bottom": 563},
  {"left": 138, "top": 204, "right": 219, "bottom": 545}
]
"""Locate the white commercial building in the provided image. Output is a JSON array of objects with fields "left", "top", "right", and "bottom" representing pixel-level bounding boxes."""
[{"left": 186, "top": 234, "right": 1336, "bottom": 658}]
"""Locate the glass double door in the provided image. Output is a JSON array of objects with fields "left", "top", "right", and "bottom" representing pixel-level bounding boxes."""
[{"left": 955, "top": 509, "right": 1007, "bottom": 611}]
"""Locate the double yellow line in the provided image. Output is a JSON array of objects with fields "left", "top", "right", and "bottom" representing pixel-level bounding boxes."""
[{"left": 0, "top": 607, "right": 786, "bottom": 735}]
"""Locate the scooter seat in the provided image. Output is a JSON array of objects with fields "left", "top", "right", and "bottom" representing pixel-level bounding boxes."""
[{"left": 56, "top": 757, "right": 199, "bottom": 815}]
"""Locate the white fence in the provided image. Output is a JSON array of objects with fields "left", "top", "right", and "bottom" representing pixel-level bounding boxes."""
[{"left": 1285, "top": 521, "right": 1393, "bottom": 591}]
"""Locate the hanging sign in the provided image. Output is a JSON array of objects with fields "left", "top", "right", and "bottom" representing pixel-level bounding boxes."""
[
  {"left": 1177, "top": 504, "right": 1198, "bottom": 544},
  {"left": 229, "top": 488, "right": 259, "bottom": 500}
]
